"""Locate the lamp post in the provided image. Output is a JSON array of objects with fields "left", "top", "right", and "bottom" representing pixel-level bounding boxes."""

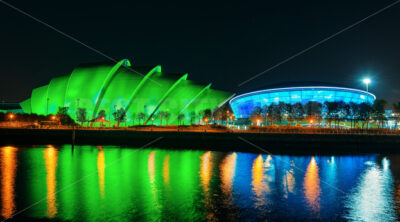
[{"left": 363, "top": 78, "right": 371, "bottom": 92}]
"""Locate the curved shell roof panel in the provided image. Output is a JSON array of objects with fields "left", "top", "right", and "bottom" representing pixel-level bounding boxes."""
[{"left": 20, "top": 59, "right": 233, "bottom": 125}]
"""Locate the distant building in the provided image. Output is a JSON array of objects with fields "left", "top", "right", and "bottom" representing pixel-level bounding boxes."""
[
  {"left": 385, "top": 110, "right": 399, "bottom": 129},
  {"left": 230, "top": 82, "right": 375, "bottom": 119},
  {"left": 0, "top": 102, "right": 23, "bottom": 113}
]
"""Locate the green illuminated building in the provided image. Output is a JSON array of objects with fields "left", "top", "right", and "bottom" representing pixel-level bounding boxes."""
[{"left": 20, "top": 59, "right": 233, "bottom": 125}]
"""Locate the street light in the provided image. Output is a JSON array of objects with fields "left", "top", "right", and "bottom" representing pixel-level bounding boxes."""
[
  {"left": 363, "top": 78, "right": 371, "bottom": 92},
  {"left": 8, "top": 113, "right": 14, "bottom": 120}
]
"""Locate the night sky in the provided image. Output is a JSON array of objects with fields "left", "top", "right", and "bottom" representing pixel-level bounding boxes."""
[{"left": 1, "top": 0, "right": 399, "bottom": 104}]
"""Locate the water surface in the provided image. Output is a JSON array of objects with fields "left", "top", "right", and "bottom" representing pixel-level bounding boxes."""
[{"left": 0, "top": 145, "right": 399, "bottom": 221}]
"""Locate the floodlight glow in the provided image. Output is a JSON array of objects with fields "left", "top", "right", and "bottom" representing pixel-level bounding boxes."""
[
  {"left": 363, "top": 78, "right": 371, "bottom": 84},
  {"left": 363, "top": 78, "right": 371, "bottom": 92}
]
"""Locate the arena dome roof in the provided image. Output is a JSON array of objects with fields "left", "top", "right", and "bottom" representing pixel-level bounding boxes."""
[{"left": 230, "top": 83, "right": 375, "bottom": 119}]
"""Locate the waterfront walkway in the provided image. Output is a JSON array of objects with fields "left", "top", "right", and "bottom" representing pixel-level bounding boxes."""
[
  {"left": 1, "top": 124, "right": 398, "bottom": 136},
  {"left": 1, "top": 126, "right": 400, "bottom": 154}
]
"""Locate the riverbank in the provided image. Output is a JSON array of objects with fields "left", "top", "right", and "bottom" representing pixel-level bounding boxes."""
[{"left": 1, "top": 128, "right": 400, "bottom": 154}]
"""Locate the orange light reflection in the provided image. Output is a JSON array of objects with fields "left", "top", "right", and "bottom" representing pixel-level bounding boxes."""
[
  {"left": 44, "top": 146, "right": 58, "bottom": 218},
  {"left": 163, "top": 155, "right": 170, "bottom": 185},
  {"left": 200, "top": 152, "right": 213, "bottom": 192},
  {"left": 303, "top": 157, "right": 321, "bottom": 213},
  {"left": 1, "top": 146, "right": 17, "bottom": 219},
  {"left": 251, "top": 155, "right": 269, "bottom": 201},
  {"left": 97, "top": 146, "right": 105, "bottom": 198},
  {"left": 148, "top": 151, "right": 155, "bottom": 184},
  {"left": 220, "top": 152, "right": 237, "bottom": 195}
]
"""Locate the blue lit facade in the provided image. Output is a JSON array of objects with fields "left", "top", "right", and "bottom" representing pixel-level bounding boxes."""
[{"left": 230, "top": 86, "right": 376, "bottom": 118}]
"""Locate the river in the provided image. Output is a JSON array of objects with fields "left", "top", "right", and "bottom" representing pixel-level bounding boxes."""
[{"left": 0, "top": 145, "right": 399, "bottom": 221}]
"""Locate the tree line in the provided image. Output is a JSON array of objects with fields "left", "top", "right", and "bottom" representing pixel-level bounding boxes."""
[
  {"left": 75, "top": 107, "right": 214, "bottom": 126},
  {"left": 247, "top": 99, "right": 394, "bottom": 129},
  {"left": 3, "top": 99, "right": 399, "bottom": 129},
  {"left": 0, "top": 106, "right": 75, "bottom": 126}
]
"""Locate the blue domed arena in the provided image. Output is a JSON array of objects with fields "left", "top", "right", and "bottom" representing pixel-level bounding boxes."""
[{"left": 230, "top": 83, "right": 376, "bottom": 119}]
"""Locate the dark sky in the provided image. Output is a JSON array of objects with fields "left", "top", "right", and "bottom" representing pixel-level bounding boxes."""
[{"left": 1, "top": 0, "right": 399, "bottom": 104}]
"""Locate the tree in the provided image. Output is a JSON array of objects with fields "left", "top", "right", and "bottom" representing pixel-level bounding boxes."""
[
  {"left": 131, "top": 113, "right": 136, "bottom": 125},
  {"left": 76, "top": 108, "right": 87, "bottom": 126},
  {"left": 138, "top": 112, "right": 146, "bottom": 125},
  {"left": 304, "top": 101, "right": 323, "bottom": 126},
  {"left": 324, "top": 101, "right": 339, "bottom": 127},
  {"left": 165, "top": 112, "right": 171, "bottom": 125},
  {"left": 178, "top": 113, "right": 185, "bottom": 125},
  {"left": 98, "top": 110, "right": 106, "bottom": 119},
  {"left": 277, "top": 102, "right": 288, "bottom": 125},
  {"left": 56, "top": 107, "right": 75, "bottom": 126},
  {"left": 113, "top": 108, "right": 127, "bottom": 127},
  {"left": 58, "top": 107, "right": 69, "bottom": 116},
  {"left": 158, "top": 111, "right": 165, "bottom": 125},
  {"left": 286, "top": 104, "right": 296, "bottom": 125},
  {"left": 269, "top": 103, "right": 282, "bottom": 125},
  {"left": 250, "top": 106, "right": 263, "bottom": 125},
  {"left": 348, "top": 102, "right": 360, "bottom": 128},
  {"left": 292, "top": 103, "right": 305, "bottom": 124},
  {"left": 340, "top": 102, "right": 351, "bottom": 128},
  {"left": 359, "top": 102, "right": 372, "bottom": 128},
  {"left": 190, "top": 111, "right": 196, "bottom": 125},
  {"left": 372, "top": 99, "right": 387, "bottom": 128},
  {"left": 265, "top": 104, "right": 274, "bottom": 125},
  {"left": 150, "top": 113, "right": 157, "bottom": 125},
  {"left": 325, "top": 101, "right": 347, "bottom": 128}
]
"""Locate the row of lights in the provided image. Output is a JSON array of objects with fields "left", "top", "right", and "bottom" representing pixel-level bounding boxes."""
[
  {"left": 7, "top": 113, "right": 58, "bottom": 121},
  {"left": 6, "top": 79, "right": 370, "bottom": 125}
]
